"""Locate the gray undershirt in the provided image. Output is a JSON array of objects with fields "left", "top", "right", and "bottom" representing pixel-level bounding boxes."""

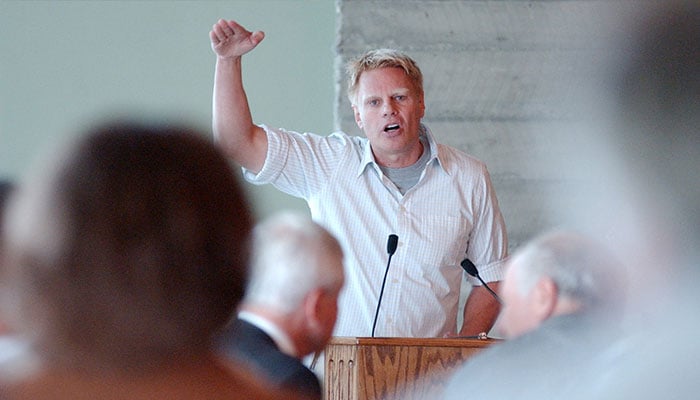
[{"left": 379, "top": 135, "right": 431, "bottom": 195}]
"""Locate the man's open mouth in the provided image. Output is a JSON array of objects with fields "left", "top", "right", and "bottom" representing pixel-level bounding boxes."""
[{"left": 384, "top": 124, "right": 400, "bottom": 132}]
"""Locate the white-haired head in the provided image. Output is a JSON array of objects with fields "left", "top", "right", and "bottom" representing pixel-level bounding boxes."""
[{"left": 243, "top": 212, "right": 344, "bottom": 314}]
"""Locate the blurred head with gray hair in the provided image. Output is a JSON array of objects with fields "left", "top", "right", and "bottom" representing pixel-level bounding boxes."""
[{"left": 498, "top": 230, "right": 624, "bottom": 339}]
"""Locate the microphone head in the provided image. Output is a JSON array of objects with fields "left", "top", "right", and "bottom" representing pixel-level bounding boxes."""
[
  {"left": 387, "top": 234, "right": 398, "bottom": 255},
  {"left": 460, "top": 258, "right": 479, "bottom": 277}
]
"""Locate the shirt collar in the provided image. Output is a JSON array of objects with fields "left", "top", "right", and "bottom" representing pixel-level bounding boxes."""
[{"left": 356, "top": 124, "right": 446, "bottom": 177}]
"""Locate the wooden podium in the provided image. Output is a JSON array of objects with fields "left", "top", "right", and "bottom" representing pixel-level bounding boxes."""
[{"left": 324, "top": 336, "right": 497, "bottom": 400}]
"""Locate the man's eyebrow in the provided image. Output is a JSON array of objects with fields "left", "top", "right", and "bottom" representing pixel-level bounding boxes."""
[{"left": 362, "top": 88, "right": 412, "bottom": 99}]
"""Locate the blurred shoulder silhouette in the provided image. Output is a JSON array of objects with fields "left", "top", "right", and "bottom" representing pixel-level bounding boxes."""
[{"left": 0, "top": 120, "right": 297, "bottom": 399}]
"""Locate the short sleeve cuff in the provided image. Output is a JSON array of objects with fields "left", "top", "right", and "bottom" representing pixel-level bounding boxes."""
[
  {"left": 472, "top": 257, "right": 508, "bottom": 285},
  {"left": 242, "top": 124, "right": 285, "bottom": 184}
]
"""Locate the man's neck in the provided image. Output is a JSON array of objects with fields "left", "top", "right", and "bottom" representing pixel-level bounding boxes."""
[{"left": 374, "top": 139, "right": 424, "bottom": 168}]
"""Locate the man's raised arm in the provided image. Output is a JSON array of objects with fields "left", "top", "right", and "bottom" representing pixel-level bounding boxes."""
[{"left": 210, "top": 19, "right": 268, "bottom": 173}]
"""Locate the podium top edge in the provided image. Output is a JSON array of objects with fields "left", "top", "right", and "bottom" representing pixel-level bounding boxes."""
[{"left": 328, "top": 336, "right": 502, "bottom": 347}]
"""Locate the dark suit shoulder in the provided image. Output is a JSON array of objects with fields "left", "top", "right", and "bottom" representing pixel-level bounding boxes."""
[{"left": 216, "top": 318, "right": 321, "bottom": 400}]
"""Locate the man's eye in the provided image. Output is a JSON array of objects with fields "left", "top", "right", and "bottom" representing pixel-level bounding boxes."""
[
  {"left": 395, "top": 95, "right": 407, "bottom": 101},
  {"left": 368, "top": 100, "right": 379, "bottom": 106}
]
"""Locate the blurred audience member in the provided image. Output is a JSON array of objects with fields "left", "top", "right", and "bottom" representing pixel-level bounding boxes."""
[
  {"left": 497, "top": 231, "right": 624, "bottom": 339},
  {"left": 586, "top": 1, "right": 700, "bottom": 399},
  {"left": 0, "top": 121, "right": 288, "bottom": 399},
  {"left": 445, "top": 2, "right": 699, "bottom": 399},
  {"left": 216, "top": 211, "right": 344, "bottom": 399},
  {"left": 442, "top": 230, "right": 625, "bottom": 399}
]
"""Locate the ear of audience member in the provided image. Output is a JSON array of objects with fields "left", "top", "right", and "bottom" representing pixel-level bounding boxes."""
[
  {"left": 0, "top": 121, "right": 298, "bottom": 399},
  {"left": 217, "top": 211, "right": 344, "bottom": 400}
]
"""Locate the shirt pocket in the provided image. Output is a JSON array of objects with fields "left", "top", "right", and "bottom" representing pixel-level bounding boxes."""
[{"left": 408, "top": 214, "right": 470, "bottom": 271}]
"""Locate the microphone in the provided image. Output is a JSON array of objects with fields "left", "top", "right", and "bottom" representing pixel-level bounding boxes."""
[
  {"left": 460, "top": 258, "right": 503, "bottom": 305},
  {"left": 371, "top": 234, "right": 398, "bottom": 337},
  {"left": 387, "top": 234, "right": 398, "bottom": 255}
]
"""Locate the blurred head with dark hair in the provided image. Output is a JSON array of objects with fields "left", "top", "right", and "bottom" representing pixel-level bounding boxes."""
[
  {"left": 580, "top": 3, "right": 700, "bottom": 398},
  {"left": 608, "top": 1, "right": 700, "bottom": 248},
  {"left": 1, "top": 121, "right": 253, "bottom": 374}
]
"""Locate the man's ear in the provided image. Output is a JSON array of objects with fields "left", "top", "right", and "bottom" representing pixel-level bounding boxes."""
[
  {"left": 417, "top": 93, "right": 426, "bottom": 119},
  {"left": 353, "top": 105, "right": 363, "bottom": 130},
  {"left": 303, "top": 288, "right": 324, "bottom": 331},
  {"left": 531, "top": 277, "right": 559, "bottom": 322}
]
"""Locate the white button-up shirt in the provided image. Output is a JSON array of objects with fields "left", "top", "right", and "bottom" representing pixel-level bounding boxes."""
[{"left": 243, "top": 124, "right": 508, "bottom": 337}]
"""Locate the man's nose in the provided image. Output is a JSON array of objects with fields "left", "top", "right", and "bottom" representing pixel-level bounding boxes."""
[{"left": 382, "top": 101, "right": 397, "bottom": 116}]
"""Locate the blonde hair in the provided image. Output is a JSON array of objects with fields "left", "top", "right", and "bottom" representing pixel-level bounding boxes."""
[{"left": 346, "top": 48, "right": 424, "bottom": 105}]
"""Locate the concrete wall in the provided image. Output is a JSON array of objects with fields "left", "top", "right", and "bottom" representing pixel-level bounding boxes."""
[{"left": 334, "top": 0, "right": 635, "bottom": 251}]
